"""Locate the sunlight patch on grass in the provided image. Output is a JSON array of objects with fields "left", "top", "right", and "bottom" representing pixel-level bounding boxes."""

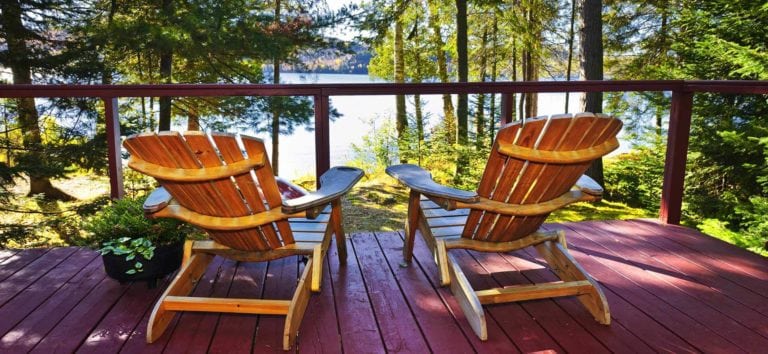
[
  {"left": 697, "top": 218, "right": 768, "bottom": 257},
  {"left": 549, "top": 200, "right": 656, "bottom": 223},
  {"left": 294, "top": 172, "right": 410, "bottom": 233},
  {"left": 2, "top": 174, "right": 110, "bottom": 248}
]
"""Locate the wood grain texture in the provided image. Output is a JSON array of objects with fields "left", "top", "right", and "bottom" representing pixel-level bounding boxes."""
[
  {"left": 128, "top": 153, "right": 264, "bottom": 182},
  {"left": 124, "top": 131, "right": 359, "bottom": 350},
  {"left": 388, "top": 114, "right": 622, "bottom": 341},
  {"left": 447, "top": 253, "right": 487, "bottom": 340},
  {"left": 282, "top": 166, "right": 363, "bottom": 214},
  {"left": 351, "top": 232, "right": 431, "bottom": 353},
  {"left": 497, "top": 136, "right": 619, "bottom": 163},
  {"left": 1, "top": 223, "right": 765, "bottom": 353},
  {"left": 0, "top": 252, "right": 106, "bottom": 352},
  {"left": 386, "top": 164, "right": 478, "bottom": 202}
]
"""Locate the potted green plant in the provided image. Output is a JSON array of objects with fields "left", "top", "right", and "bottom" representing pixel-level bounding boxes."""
[{"left": 82, "top": 195, "right": 196, "bottom": 288}]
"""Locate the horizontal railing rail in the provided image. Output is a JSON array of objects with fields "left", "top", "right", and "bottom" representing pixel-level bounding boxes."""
[{"left": 2, "top": 80, "right": 768, "bottom": 225}]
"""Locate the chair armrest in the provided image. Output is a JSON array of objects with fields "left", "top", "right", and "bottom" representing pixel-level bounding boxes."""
[
  {"left": 386, "top": 164, "right": 479, "bottom": 203},
  {"left": 575, "top": 174, "right": 604, "bottom": 196},
  {"left": 143, "top": 187, "right": 173, "bottom": 214},
  {"left": 281, "top": 166, "right": 364, "bottom": 214}
]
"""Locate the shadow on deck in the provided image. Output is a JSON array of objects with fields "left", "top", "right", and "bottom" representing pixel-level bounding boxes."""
[{"left": 1, "top": 219, "right": 767, "bottom": 353}]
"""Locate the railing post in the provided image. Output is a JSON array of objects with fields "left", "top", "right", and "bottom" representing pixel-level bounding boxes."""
[
  {"left": 314, "top": 93, "right": 330, "bottom": 188},
  {"left": 660, "top": 89, "right": 693, "bottom": 224},
  {"left": 103, "top": 97, "right": 124, "bottom": 199},
  {"left": 500, "top": 93, "right": 514, "bottom": 125}
]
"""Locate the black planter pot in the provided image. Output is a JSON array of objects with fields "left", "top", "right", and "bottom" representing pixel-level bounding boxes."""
[{"left": 102, "top": 241, "right": 183, "bottom": 288}]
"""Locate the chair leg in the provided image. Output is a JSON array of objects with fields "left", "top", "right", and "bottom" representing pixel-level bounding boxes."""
[
  {"left": 182, "top": 239, "right": 194, "bottom": 266},
  {"left": 311, "top": 242, "right": 326, "bottom": 293},
  {"left": 447, "top": 253, "right": 487, "bottom": 340},
  {"left": 330, "top": 199, "right": 347, "bottom": 264},
  {"left": 403, "top": 190, "right": 421, "bottom": 264},
  {"left": 284, "top": 257, "right": 313, "bottom": 350},
  {"left": 535, "top": 236, "right": 610, "bottom": 325},
  {"left": 436, "top": 240, "right": 450, "bottom": 286},
  {"left": 147, "top": 252, "right": 214, "bottom": 343}
]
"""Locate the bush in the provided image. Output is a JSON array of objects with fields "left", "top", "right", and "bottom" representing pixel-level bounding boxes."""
[
  {"left": 735, "top": 196, "right": 768, "bottom": 255},
  {"left": 604, "top": 138, "right": 665, "bottom": 211},
  {"left": 78, "top": 195, "right": 193, "bottom": 249}
]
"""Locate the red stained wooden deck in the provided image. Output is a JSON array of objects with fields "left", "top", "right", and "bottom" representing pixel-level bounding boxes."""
[{"left": 1, "top": 219, "right": 767, "bottom": 353}]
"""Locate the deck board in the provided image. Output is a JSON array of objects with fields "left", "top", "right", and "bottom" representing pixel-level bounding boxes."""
[
  {"left": 351, "top": 232, "right": 431, "bottom": 353},
  {"left": 0, "top": 219, "right": 766, "bottom": 353},
  {"left": 376, "top": 231, "right": 476, "bottom": 354},
  {"left": 408, "top": 229, "right": 522, "bottom": 354},
  {"left": 328, "top": 237, "right": 384, "bottom": 353},
  {"left": 565, "top": 222, "right": 768, "bottom": 341}
]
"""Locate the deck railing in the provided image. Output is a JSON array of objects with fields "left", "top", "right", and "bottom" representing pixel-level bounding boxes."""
[{"left": 2, "top": 80, "right": 768, "bottom": 225}]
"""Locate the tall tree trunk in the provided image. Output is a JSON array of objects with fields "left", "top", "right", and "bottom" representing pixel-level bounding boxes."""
[
  {"left": 427, "top": 0, "right": 456, "bottom": 144},
  {"left": 580, "top": 0, "right": 605, "bottom": 185},
  {"left": 187, "top": 104, "right": 200, "bottom": 131},
  {"left": 455, "top": 0, "right": 469, "bottom": 180},
  {"left": 1, "top": 0, "right": 74, "bottom": 200},
  {"left": 654, "top": 0, "right": 669, "bottom": 138},
  {"left": 158, "top": 0, "right": 174, "bottom": 131},
  {"left": 522, "top": 7, "right": 538, "bottom": 118},
  {"left": 489, "top": 12, "right": 498, "bottom": 143},
  {"left": 272, "top": 0, "right": 282, "bottom": 174},
  {"left": 511, "top": 36, "right": 519, "bottom": 121},
  {"left": 475, "top": 25, "right": 488, "bottom": 149},
  {"left": 565, "top": 0, "right": 577, "bottom": 112},
  {"left": 414, "top": 37, "right": 425, "bottom": 166},
  {"left": 414, "top": 94, "right": 424, "bottom": 165},
  {"left": 395, "top": 0, "right": 408, "bottom": 163}
]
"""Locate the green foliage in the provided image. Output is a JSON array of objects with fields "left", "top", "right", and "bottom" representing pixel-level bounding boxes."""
[
  {"left": 603, "top": 0, "right": 768, "bottom": 256},
  {"left": 0, "top": 182, "right": 112, "bottom": 248},
  {"left": 79, "top": 195, "right": 194, "bottom": 250},
  {"left": 99, "top": 237, "right": 155, "bottom": 274},
  {"left": 696, "top": 217, "right": 767, "bottom": 257},
  {"left": 349, "top": 118, "right": 399, "bottom": 174},
  {"left": 0, "top": 161, "right": 20, "bottom": 203},
  {"left": 735, "top": 196, "right": 768, "bottom": 255},
  {"left": 603, "top": 136, "right": 665, "bottom": 211},
  {"left": 349, "top": 113, "right": 489, "bottom": 191}
]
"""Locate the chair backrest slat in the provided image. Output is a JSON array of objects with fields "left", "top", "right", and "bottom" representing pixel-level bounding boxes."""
[
  {"left": 240, "top": 137, "right": 296, "bottom": 245},
  {"left": 485, "top": 115, "right": 576, "bottom": 242},
  {"left": 462, "top": 113, "right": 622, "bottom": 242},
  {"left": 463, "top": 117, "right": 543, "bottom": 240},
  {"left": 208, "top": 134, "right": 282, "bottom": 248},
  {"left": 124, "top": 132, "right": 294, "bottom": 251}
]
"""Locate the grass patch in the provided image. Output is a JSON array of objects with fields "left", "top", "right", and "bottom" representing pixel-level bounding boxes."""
[
  {"left": 550, "top": 200, "right": 655, "bottom": 223},
  {"left": 294, "top": 172, "right": 410, "bottom": 232},
  {"left": 696, "top": 218, "right": 768, "bottom": 257},
  {"left": 1, "top": 174, "right": 110, "bottom": 248}
]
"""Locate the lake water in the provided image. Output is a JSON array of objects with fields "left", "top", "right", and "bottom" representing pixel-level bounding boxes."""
[{"left": 263, "top": 73, "right": 589, "bottom": 179}]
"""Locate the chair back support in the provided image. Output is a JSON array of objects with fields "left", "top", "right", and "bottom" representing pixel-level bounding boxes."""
[
  {"left": 124, "top": 131, "right": 294, "bottom": 251},
  {"left": 462, "top": 113, "right": 623, "bottom": 242}
]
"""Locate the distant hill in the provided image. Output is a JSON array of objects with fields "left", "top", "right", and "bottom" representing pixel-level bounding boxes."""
[{"left": 283, "top": 42, "right": 371, "bottom": 75}]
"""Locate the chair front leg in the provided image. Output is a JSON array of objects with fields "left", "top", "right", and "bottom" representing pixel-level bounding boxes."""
[
  {"left": 312, "top": 214, "right": 336, "bottom": 292},
  {"left": 403, "top": 190, "right": 421, "bottom": 264},
  {"left": 147, "top": 251, "right": 214, "bottom": 343},
  {"left": 330, "top": 199, "right": 347, "bottom": 264}
]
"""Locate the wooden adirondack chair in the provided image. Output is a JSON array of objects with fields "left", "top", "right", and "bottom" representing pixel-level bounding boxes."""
[
  {"left": 123, "top": 131, "right": 363, "bottom": 350},
  {"left": 386, "top": 113, "right": 621, "bottom": 340}
]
